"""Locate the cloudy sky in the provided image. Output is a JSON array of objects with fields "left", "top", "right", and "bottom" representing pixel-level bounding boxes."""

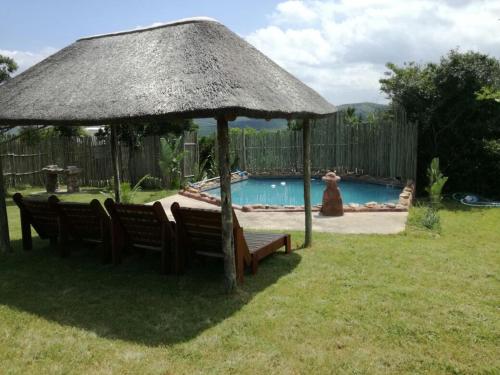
[{"left": 1, "top": 0, "right": 499, "bottom": 105}]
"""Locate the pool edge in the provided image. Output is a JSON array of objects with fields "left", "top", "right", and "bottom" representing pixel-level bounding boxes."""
[{"left": 180, "top": 175, "right": 415, "bottom": 213}]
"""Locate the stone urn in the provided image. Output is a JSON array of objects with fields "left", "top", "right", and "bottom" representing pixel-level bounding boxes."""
[
  {"left": 42, "top": 165, "right": 64, "bottom": 193},
  {"left": 65, "top": 166, "right": 82, "bottom": 193},
  {"left": 320, "top": 171, "right": 344, "bottom": 216}
]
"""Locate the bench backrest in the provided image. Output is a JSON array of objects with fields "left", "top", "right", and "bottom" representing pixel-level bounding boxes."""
[
  {"left": 13, "top": 193, "right": 59, "bottom": 239},
  {"left": 50, "top": 197, "right": 110, "bottom": 242},
  {"left": 104, "top": 199, "right": 172, "bottom": 248},
  {"left": 171, "top": 203, "right": 243, "bottom": 257}
]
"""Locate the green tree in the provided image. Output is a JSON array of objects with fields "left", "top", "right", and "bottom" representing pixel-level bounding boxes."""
[
  {"left": 476, "top": 86, "right": 500, "bottom": 102},
  {"left": 380, "top": 50, "right": 500, "bottom": 198},
  {"left": 51, "top": 126, "right": 88, "bottom": 137},
  {"left": 0, "top": 55, "right": 19, "bottom": 139},
  {"left": 344, "top": 107, "right": 362, "bottom": 125},
  {"left": 287, "top": 119, "right": 303, "bottom": 131},
  {"left": 0, "top": 54, "right": 18, "bottom": 83}
]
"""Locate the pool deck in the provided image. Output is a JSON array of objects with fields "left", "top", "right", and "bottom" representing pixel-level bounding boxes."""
[{"left": 158, "top": 194, "right": 408, "bottom": 234}]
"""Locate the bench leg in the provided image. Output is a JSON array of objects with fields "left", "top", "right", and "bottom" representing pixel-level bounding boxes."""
[
  {"left": 57, "top": 234, "right": 69, "bottom": 257},
  {"left": 285, "top": 235, "right": 292, "bottom": 254},
  {"left": 251, "top": 258, "right": 258, "bottom": 275},
  {"left": 52, "top": 236, "right": 66, "bottom": 258},
  {"left": 112, "top": 244, "right": 122, "bottom": 265},
  {"left": 237, "top": 260, "right": 245, "bottom": 284},
  {"left": 234, "top": 231, "right": 245, "bottom": 284},
  {"left": 20, "top": 212, "right": 32, "bottom": 251},
  {"left": 173, "top": 239, "right": 183, "bottom": 275},
  {"left": 111, "top": 222, "right": 123, "bottom": 265},
  {"left": 102, "top": 237, "right": 112, "bottom": 264},
  {"left": 160, "top": 246, "right": 168, "bottom": 275}
]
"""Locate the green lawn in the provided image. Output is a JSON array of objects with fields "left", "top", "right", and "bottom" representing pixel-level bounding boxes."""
[{"left": 0, "top": 190, "right": 498, "bottom": 374}]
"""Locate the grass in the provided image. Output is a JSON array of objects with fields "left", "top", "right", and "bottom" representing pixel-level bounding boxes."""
[{"left": 0, "top": 192, "right": 499, "bottom": 374}]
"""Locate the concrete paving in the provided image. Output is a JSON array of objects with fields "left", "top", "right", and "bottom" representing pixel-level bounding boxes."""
[{"left": 157, "top": 194, "right": 408, "bottom": 234}]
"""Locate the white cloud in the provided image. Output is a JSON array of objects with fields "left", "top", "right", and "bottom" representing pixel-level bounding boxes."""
[
  {"left": 271, "top": 0, "right": 318, "bottom": 24},
  {"left": 0, "top": 47, "right": 58, "bottom": 75},
  {"left": 247, "top": 0, "right": 500, "bottom": 105},
  {"left": 249, "top": 26, "right": 332, "bottom": 66}
]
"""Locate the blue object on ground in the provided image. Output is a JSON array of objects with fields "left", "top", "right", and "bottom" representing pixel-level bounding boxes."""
[{"left": 452, "top": 193, "right": 500, "bottom": 207}]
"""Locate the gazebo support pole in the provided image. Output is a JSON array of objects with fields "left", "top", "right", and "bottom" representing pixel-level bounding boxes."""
[
  {"left": 0, "top": 155, "right": 11, "bottom": 253},
  {"left": 110, "top": 125, "right": 121, "bottom": 203},
  {"left": 217, "top": 116, "right": 237, "bottom": 291},
  {"left": 303, "top": 118, "right": 312, "bottom": 247}
]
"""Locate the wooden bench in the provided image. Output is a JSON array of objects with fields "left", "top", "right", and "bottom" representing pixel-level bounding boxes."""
[
  {"left": 170, "top": 202, "right": 291, "bottom": 283},
  {"left": 49, "top": 196, "right": 111, "bottom": 262},
  {"left": 104, "top": 199, "right": 177, "bottom": 275},
  {"left": 13, "top": 192, "right": 60, "bottom": 251}
]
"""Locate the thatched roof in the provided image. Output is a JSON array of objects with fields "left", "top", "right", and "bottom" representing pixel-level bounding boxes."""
[{"left": 0, "top": 17, "right": 335, "bottom": 126}]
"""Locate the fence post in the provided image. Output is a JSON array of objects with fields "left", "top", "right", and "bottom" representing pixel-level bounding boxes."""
[
  {"left": 0, "top": 154, "right": 11, "bottom": 253},
  {"left": 303, "top": 118, "right": 312, "bottom": 248},
  {"left": 242, "top": 128, "right": 246, "bottom": 171},
  {"left": 10, "top": 153, "right": 15, "bottom": 188},
  {"left": 110, "top": 125, "right": 121, "bottom": 203}
]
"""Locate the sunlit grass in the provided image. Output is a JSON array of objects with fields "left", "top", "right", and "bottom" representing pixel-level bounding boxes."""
[
  {"left": 0, "top": 192, "right": 498, "bottom": 374},
  {"left": 6, "top": 185, "right": 176, "bottom": 204}
]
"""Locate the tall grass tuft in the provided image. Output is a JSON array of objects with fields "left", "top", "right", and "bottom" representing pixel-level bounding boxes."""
[{"left": 421, "top": 207, "right": 441, "bottom": 230}]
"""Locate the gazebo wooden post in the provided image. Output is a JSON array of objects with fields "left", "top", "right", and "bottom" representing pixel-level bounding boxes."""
[
  {"left": 303, "top": 118, "right": 312, "bottom": 247},
  {"left": 217, "top": 115, "right": 237, "bottom": 291},
  {"left": 110, "top": 124, "right": 121, "bottom": 203},
  {"left": 0, "top": 155, "right": 11, "bottom": 253}
]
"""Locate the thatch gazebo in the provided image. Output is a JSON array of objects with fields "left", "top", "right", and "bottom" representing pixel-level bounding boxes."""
[{"left": 0, "top": 17, "right": 335, "bottom": 289}]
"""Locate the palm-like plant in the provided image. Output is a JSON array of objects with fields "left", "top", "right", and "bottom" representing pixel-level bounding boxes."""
[
  {"left": 102, "top": 174, "right": 150, "bottom": 203},
  {"left": 159, "top": 136, "right": 186, "bottom": 189},
  {"left": 120, "top": 174, "right": 151, "bottom": 203},
  {"left": 426, "top": 157, "right": 448, "bottom": 206}
]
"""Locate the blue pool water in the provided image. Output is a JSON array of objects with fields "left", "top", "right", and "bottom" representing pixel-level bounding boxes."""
[{"left": 206, "top": 177, "right": 401, "bottom": 206}]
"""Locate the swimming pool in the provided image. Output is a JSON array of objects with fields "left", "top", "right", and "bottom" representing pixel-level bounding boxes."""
[{"left": 206, "top": 177, "right": 401, "bottom": 206}]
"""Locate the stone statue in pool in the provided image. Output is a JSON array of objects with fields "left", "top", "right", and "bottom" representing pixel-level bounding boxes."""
[{"left": 321, "top": 171, "right": 344, "bottom": 216}]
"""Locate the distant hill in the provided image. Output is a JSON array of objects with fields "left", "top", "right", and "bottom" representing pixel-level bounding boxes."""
[
  {"left": 337, "top": 102, "right": 388, "bottom": 119},
  {"left": 194, "top": 117, "right": 288, "bottom": 136},
  {"left": 194, "top": 102, "right": 388, "bottom": 136}
]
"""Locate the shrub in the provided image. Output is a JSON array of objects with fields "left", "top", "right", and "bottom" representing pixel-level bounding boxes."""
[
  {"left": 119, "top": 182, "right": 139, "bottom": 204},
  {"left": 421, "top": 207, "right": 441, "bottom": 231},
  {"left": 139, "top": 175, "right": 163, "bottom": 190}
]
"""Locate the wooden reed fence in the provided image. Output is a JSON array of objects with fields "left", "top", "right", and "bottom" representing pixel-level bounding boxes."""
[
  {"left": 229, "top": 109, "right": 418, "bottom": 181},
  {"left": 0, "top": 132, "right": 197, "bottom": 188},
  {"left": 1, "top": 111, "right": 416, "bottom": 188}
]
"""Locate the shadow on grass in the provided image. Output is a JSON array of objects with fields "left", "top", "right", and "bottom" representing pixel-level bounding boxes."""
[
  {"left": 441, "top": 199, "right": 474, "bottom": 212},
  {"left": 0, "top": 238, "right": 300, "bottom": 347},
  {"left": 412, "top": 198, "right": 476, "bottom": 213}
]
